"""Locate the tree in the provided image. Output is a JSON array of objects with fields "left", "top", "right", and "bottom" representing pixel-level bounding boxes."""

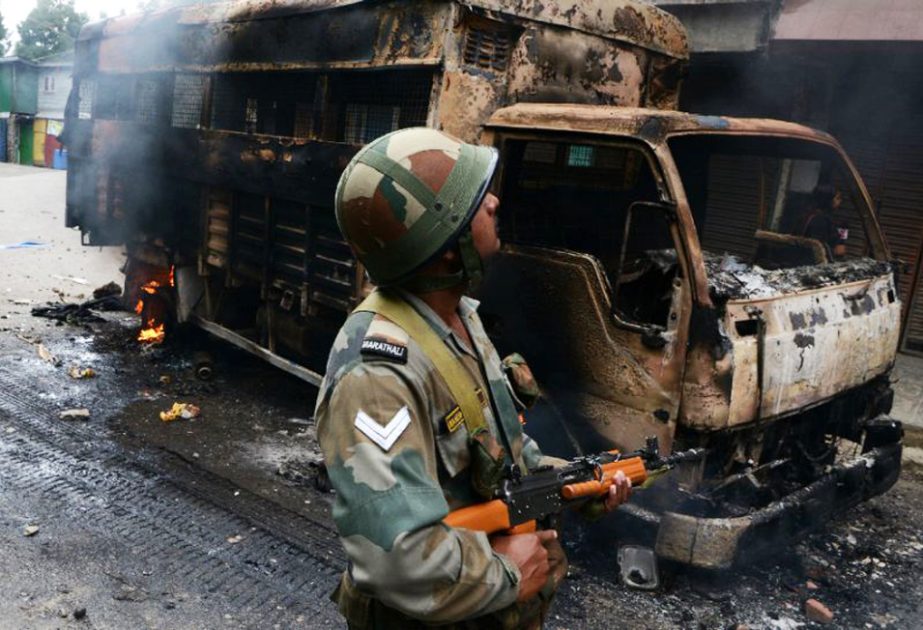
[
  {"left": 15, "top": 0, "right": 88, "bottom": 61},
  {"left": 0, "top": 11, "right": 9, "bottom": 57}
]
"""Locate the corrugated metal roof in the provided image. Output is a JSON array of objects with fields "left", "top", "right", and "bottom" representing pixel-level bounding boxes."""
[{"left": 774, "top": 0, "right": 923, "bottom": 42}]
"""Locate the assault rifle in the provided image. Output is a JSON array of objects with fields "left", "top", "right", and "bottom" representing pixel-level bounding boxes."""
[{"left": 443, "top": 437, "right": 706, "bottom": 535}]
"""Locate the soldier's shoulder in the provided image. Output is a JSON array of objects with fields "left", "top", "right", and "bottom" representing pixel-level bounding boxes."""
[
  {"left": 322, "top": 311, "right": 374, "bottom": 387},
  {"left": 359, "top": 314, "right": 411, "bottom": 364},
  {"left": 324, "top": 312, "right": 413, "bottom": 388}
]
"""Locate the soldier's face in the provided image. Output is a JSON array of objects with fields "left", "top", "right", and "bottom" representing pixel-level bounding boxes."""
[{"left": 471, "top": 193, "right": 501, "bottom": 260}]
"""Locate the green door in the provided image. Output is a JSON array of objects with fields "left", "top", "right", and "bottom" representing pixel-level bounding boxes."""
[{"left": 19, "top": 121, "right": 33, "bottom": 165}]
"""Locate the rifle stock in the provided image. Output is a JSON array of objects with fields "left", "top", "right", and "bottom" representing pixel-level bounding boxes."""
[{"left": 443, "top": 500, "right": 538, "bottom": 534}]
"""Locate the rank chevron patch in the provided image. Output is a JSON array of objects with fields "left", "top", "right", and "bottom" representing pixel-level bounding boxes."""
[{"left": 354, "top": 406, "right": 411, "bottom": 451}]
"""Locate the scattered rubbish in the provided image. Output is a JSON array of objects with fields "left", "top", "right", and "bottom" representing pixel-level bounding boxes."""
[
  {"left": 277, "top": 458, "right": 330, "bottom": 492},
  {"left": 52, "top": 274, "right": 90, "bottom": 285},
  {"left": 92, "top": 281, "right": 122, "bottom": 299},
  {"left": 37, "top": 343, "right": 60, "bottom": 366},
  {"left": 692, "top": 580, "right": 732, "bottom": 602},
  {"left": 764, "top": 614, "right": 803, "bottom": 630},
  {"left": 193, "top": 351, "right": 214, "bottom": 380},
  {"left": 0, "top": 241, "right": 47, "bottom": 250},
  {"left": 68, "top": 366, "right": 96, "bottom": 379},
  {"left": 23, "top": 524, "right": 40, "bottom": 537},
  {"left": 804, "top": 564, "right": 827, "bottom": 580},
  {"left": 113, "top": 584, "right": 148, "bottom": 602},
  {"left": 159, "top": 374, "right": 172, "bottom": 386},
  {"left": 617, "top": 545, "right": 660, "bottom": 591},
  {"left": 74, "top": 608, "right": 87, "bottom": 620},
  {"left": 59, "top": 408, "right": 91, "bottom": 421},
  {"left": 806, "top": 580, "right": 819, "bottom": 591},
  {"left": 32, "top": 295, "right": 122, "bottom": 325},
  {"left": 11, "top": 298, "right": 31, "bottom": 305},
  {"left": 227, "top": 534, "right": 244, "bottom": 544},
  {"left": 804, "top": 598, "right": 834, "bottom": 624},
  {"left": 160, "top": 402, "right": 201, "bottom": 422}
]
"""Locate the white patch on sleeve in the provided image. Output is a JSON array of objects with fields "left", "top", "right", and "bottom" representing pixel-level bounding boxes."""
[{"left": 354, "top": 406, "right": 411, "bottom": 451}]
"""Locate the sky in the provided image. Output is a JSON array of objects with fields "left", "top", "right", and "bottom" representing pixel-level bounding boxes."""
[{"left": 0, "top": 0, "right": 143, "bottom": 45}]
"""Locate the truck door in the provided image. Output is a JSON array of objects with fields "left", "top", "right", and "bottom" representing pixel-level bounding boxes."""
[{"left": 477, "top": 134, "right": 692, "bottom": 457}]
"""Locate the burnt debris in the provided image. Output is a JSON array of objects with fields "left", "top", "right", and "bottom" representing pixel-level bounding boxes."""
[{"left": 31, "top": 295, "right": 124, "bottom": 325}]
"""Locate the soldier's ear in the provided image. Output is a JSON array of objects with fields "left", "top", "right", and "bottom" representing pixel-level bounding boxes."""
[
  {"left": 414, "top": 245, "right": 461, "bottom": 280},
  {"left": 442, "top": 246, "right": 460, "bottom": 265}
]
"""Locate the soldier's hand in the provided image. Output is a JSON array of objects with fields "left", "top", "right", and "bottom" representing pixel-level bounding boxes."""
[
  {"left": 490, "top": 530, "right": 557, "bottom": 602},
  {"left": 603, "top": 470, "right": 632, "bottom": 512}
]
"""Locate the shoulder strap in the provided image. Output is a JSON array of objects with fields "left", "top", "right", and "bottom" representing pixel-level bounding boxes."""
[{"left": 354, "top": 291, "right": 488, "bottom": 436}]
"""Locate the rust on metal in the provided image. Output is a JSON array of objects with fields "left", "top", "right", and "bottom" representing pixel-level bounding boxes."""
[
  {"left": 462, "top": 0, "right": 688, "bottom": 60},
  {"left": 64, "top": 0, "right": 904, "bottom": 569}
]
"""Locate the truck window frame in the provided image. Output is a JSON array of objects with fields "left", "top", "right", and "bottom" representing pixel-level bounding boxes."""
[{"left": 492, "top": 130, "right": 682, "bottom": 334}]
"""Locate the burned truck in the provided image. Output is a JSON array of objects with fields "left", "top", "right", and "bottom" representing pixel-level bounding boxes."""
[{"left": 63, "top": 0, "right": 902, "bottom": 568}]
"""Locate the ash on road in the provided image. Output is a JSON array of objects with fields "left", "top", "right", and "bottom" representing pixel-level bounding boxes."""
[{"left": 2, "top": 164, "right": 922, "bottom": 629}]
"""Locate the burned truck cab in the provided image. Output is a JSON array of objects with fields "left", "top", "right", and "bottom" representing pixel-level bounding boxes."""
[{"left": 477, "top": 104, "right": 903, "bottom": 568}]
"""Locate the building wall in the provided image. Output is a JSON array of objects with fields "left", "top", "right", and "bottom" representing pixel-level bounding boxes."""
[
  {"left": 38, "top": 66, "right": 72, "bottom": 117},
  {"left": 654, "top": 0, "right": 780, "bottom": 53},
  {"left": 819, "top": 50, "right": 923, "bottom": 353},
  {"left": 11, "top": 64, "right": 38, "bottom": 115},
  {"left": 0, "top": 65, "right": 12, "bottom": 112}
]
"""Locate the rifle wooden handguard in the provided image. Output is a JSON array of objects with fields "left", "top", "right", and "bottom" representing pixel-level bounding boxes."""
[{"left": 561, "top": 457, "right": 647, "bottom": 499}]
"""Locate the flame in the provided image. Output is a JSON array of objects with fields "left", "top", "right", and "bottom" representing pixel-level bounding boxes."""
[
  {"left": 135, "top": 280, "right": 160, "bottom": 315},
  {"left": 136, "top": 271, "right": 171, "bottom": 344},
  {"left": 142, "top": 281, "right": 162, "bottom": 294},
  {"left": 138, "top": 321, "right": 165, "bottom": 344}
]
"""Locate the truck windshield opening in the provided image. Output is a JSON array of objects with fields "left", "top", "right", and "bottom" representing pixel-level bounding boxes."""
[{"left": 668, "top": 134, "right": 873, "bottom": 269}]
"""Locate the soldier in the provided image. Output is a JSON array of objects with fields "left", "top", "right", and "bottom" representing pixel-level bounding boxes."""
[{"left": 315, "top": 127, "right": 631, "bottom": 629}]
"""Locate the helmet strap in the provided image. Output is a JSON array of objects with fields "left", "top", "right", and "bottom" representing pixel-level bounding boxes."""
[
  {"left": 400, "top": 227, "right": 483, "bottom": 294},
  {"left": 456, "top": 229, "right": 484, "bottom": 291}
]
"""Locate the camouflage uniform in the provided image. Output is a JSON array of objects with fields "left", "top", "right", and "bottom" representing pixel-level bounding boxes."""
[
  {"left": 322, "top": 127, "right": 564, "bottom": 628},
  {"left": 315, "top": 289, "right": 555, "bottom": 628}
]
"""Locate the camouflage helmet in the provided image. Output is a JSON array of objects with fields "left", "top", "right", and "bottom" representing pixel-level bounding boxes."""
[{"left": 335, "top": 127, "right": 498, "bottom": 291}]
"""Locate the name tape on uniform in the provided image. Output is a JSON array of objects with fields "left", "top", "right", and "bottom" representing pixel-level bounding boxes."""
[
  {"left": 361, "top": 338, "right": 408, "bottom": 363},
  {"left": 355, "top": 406, "right": 411, "bottom": 451},
  {"left": 444, "top": 406, "right": 465, "bottom": 433}
]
